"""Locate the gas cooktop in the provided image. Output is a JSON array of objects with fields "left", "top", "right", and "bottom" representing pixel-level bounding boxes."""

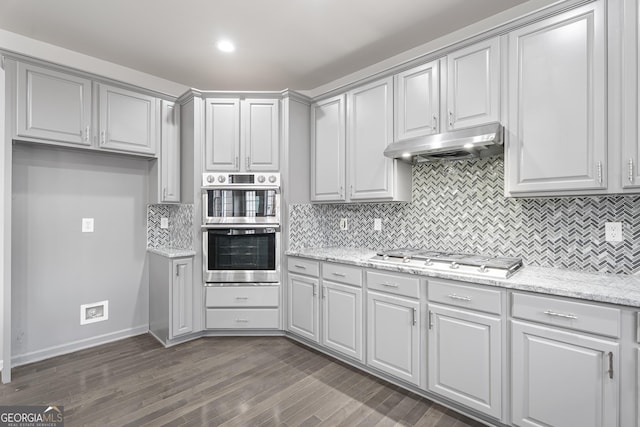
[{"left": 369, "top": 248, "right": 523, "bottom": 279}]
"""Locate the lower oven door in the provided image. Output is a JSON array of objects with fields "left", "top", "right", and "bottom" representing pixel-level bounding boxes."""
[{"left": 203, "top": 226, "right": 280, "bottom": 283}]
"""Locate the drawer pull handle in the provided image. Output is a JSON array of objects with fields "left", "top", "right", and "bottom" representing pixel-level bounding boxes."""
[
  {"left": 331, "top": 272, "right": 346, "bottom": 277},
  {"left": 236, "top": 319, "right": 249, "bottom": 323},
  {"left": 608, "top": 351, "right": 614, "bottom": 379},
  {"left": 294, "top": 264, "right": 307, "bottom": 269},
  {"left": 235, "top": 297, "right": 249, "bottom": 300},
  {"left": 543, "top": 310, "right": 577, "bottom": 320},
  {"left": 447, "top": 293, "right": 471, "bottom": 301},
  {"left": 382, "top": 282, "right": 399, "bottom": 288}
]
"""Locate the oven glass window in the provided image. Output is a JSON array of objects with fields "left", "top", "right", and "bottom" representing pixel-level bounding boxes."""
[
  {"left": 207, "top": 230, "right": 276, "bottom": 270},
  {"left": 206, "top": 189, "right": 276, "bottom": 218}
]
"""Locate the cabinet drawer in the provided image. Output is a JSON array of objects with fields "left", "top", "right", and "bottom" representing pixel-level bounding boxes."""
[
  {"left": 288, "top": 257, "right": 320, "bottom": 277},
  {"left": 323, "top": 263, "right": 362, "bottom": 287},
  {"left": 205, "top": 286, "right": 279, "bottom": 308},
  {"left": 428, "top": 279, "right": 502, "bottom": 315},
  {"left": 511, "top": 292, "right": 621, "bottom": 338},
  {"left": 367, "top": 271, "right": 420, "bottom": 298},
  {"left": 206, "top": 308, "right": 280, "bottom": 329}
]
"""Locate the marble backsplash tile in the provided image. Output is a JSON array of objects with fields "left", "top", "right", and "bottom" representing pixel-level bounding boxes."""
[
  {"left": 147, "top": 204, "right": 193, "bottom": 249},
  {"left": 289, "top": 156, "right": 640, "bottom": 275}
]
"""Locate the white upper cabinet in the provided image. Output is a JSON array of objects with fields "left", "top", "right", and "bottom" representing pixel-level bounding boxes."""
[
  {"left": 160, "top": 100, "right": 180, "bottom": 203},
  {"left": 505, "top": 1, "right": 606, "bottom": 196},
  {"left": 16, "top": 62, "right": 92, "bottom": 146},
  {"left": 204, "top": 98, "right": 240, "bottom": 171},
  {"left": 204, "top": 97, "right": 279, "bottom": 172},
  {"left": 242, "top": 99, "right": 280, "bottom": 172},
  {"left": 348, "top": 77, "right": 396, "bottom": 201},
  {"left": 311, "top": 78, "right": 411, "bottom": 203},
  {"left": 97, "top": 83, "right": 158, "bottom": 155},
  {"left": 394, "top": 60, "right": 440, "bottom": 140},
  {"left": 310, "top": 94, "right": 346, "bottom": 202},
  {"left": 623, "top": 0, "right": 640, "bottom": 190},
  {"left": 446, "top": 37, "right": 500, "bottom": 130}
]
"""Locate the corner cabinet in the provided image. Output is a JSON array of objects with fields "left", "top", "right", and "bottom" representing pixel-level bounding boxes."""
[
  {"left": 310, "top": 77, "right": 411, "bottom": 203},
  {"left": 97, "top": 83, "right": 158, "bottom": 155},
  {"left": 15, "top": 61, "right": 93, "bottom": 146},
  {"left": 505, "top": 1, "right": 607, "bottom": 196},
  {"left": 149, "top": 253, "right": 194, "bottom": 346},
  {"left": 204, "top": 97, "right": 279, "bottom": 172}
]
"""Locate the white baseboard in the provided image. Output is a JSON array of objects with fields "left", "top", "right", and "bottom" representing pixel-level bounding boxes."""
[{"left": 11, "top": 325, "right": 149, "bottom": 367}]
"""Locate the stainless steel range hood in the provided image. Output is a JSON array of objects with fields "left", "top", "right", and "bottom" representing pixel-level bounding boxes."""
[{"left": 384, "top": 122, "right": 504, "bottom": 163}]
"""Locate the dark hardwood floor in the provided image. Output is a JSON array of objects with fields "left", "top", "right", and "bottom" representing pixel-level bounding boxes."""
[{"left": 0, "top": 335, "right": 486, "bottom": 427}]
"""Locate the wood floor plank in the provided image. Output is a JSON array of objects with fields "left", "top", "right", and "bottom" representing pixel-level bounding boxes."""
[{"left": 0, "top": 334, "right": 483, "bottom": 427}]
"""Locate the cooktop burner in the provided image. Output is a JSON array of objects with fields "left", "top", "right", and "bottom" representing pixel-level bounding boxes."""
[{"left": 371, "top": 248, "right": 522, "bottom": 279}]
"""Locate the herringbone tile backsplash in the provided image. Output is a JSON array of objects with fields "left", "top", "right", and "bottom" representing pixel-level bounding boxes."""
[
  {"left": 147, "top": 204, "right": 194, "bottom": 249},
  {"left": 289, "top": 156, "right": 640, "bottom": 274}
]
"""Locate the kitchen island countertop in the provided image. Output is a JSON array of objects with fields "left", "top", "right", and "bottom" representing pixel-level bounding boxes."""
[{"left": 286, "top": 247, "right": 640, "bottom": 308}]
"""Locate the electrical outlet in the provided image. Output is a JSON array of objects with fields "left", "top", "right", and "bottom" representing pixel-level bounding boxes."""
[
  {"left": 374, "top": 218, "right": 382, "bottom": 231},
  {"left": 605, "top": 222, "right": 623, "bottom": 243},
  {"left": 340, "top": 218, "right": 348, "bottom": 231},
  {"left": 160, "top": 217, "right": 169, "bottom": 229},
  {"left": 82, "top": 218, "right": 94, "bottom": 233}
]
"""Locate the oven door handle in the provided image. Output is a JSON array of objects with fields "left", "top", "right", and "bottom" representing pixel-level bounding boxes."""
[{"left": 203, "top": 226, "right": 280, "bottom": 235}]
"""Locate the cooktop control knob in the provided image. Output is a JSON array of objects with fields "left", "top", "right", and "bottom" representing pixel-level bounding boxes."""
[
  {"left": 217, "top": 175, "right": 226, "bottom": 183},
  {"left": 268, "top": 175, "right": 277, "bottom": 183},
  {"left": 206, "top": 175, "right": 215, "bottom": 183},
  {"left": 257, "top": 175, "right": 266, "bottom": 183}
]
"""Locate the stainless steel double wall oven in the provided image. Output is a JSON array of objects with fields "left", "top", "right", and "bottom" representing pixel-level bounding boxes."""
[{"left": 201, "top": 172, "right": 280, "bottom": 284}]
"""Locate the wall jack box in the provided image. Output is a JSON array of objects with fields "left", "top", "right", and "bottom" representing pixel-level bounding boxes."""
[
  {"left": 80, "top": 300, "right": 109, "bottom": 325},
  {"left": 340, "top": 218, "right": 348, "bottom": 231}
]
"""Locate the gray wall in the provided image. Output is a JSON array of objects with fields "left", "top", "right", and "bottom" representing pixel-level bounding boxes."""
[{"left": 11, "top": 144, "right": 149, "bottom": 364}]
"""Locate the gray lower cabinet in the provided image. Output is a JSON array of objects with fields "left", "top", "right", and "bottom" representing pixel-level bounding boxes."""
[
  {"left": 366, "top": 270, "right": 421, "bottom": 386},
  {"left": 204, "top": 286, "right": 280, "bottom": 329},
  {"left": 287, "top": 272, "right": 320, "bottom": 342},
  {"left": 511, "top": 293, "right": 620, "bottom": 427},
  {"left": 427, "top": 278, "right": 503, "bottom": 420},
  {"left": 149, "top": 254, "right": 194, "bottom": 345}
]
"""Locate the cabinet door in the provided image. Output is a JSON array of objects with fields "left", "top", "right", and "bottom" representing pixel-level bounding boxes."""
[
  {"left": 395, "top": 60, "right": 440, "bottom": 140},
  {"left": 623, "top": 0, "right": 640, "bottom": 189},
  {"left": 171, "top": 258, "right": 193, "bottom": 338},
  {"left": 428, "top": 303, "right": 502, "bottom": 419},
  {"left": 511, "top": 320, "right": 618, "bottom": 427},
  {"left": 16, "top": 62, "right": 92, "bottom": 146},
  {"left": 506, "top": 2, "right": 606, "bottom": 194},
  {"left": 446, "top": 37, "right": 500, "bottom": 130},
  {"left": 310, "top": 94, "right": 346, "bottom": 202},
  {"left": 322, "top": 281, "right": 363, "bottom": 362},
  {"left": 348, "top": 77, "right": 394, "bottom": 201},
  {"left": 98, "top": 84, "right": 158, "bottom": 155},
  {"left": 204, "top": 98, "right": 240, "bottom": 171},
  {"left": 242, "top": 99, "right": 279, "bottom": 171},
  {"left": 367, "top": 290, "right": 420, "bottom": 385},
  {"left": 287, "top": 273, "right": 319, "bottom": 342},
  {"left": 160, "top": 100, "right": 180, "bottom": 202}
]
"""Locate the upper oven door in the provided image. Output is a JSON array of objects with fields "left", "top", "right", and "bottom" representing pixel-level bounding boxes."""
[{"left": 202, "top": 187, "right": 280, "bottom": 225}]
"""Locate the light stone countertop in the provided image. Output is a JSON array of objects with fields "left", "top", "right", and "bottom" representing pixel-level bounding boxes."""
[
  {"left": 147, "top": 247, "right": 197, "bottom": 258},
  {"left": 286, "top": 247, "right": 640, "bottom": 308}
]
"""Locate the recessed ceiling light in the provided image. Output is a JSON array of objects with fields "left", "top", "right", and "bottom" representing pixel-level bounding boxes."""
[{"left": 217, "top": 40, "right": 235, "bottom": 53}]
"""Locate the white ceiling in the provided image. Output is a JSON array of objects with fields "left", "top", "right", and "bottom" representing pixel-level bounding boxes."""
[{"left": 0, "top": 0, "right": 530, "bottom": 92}]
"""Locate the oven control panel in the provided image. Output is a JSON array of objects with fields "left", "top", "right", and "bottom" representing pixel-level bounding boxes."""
[{"left": 202, "top": 173, "right": 280, "bottom": 187}]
